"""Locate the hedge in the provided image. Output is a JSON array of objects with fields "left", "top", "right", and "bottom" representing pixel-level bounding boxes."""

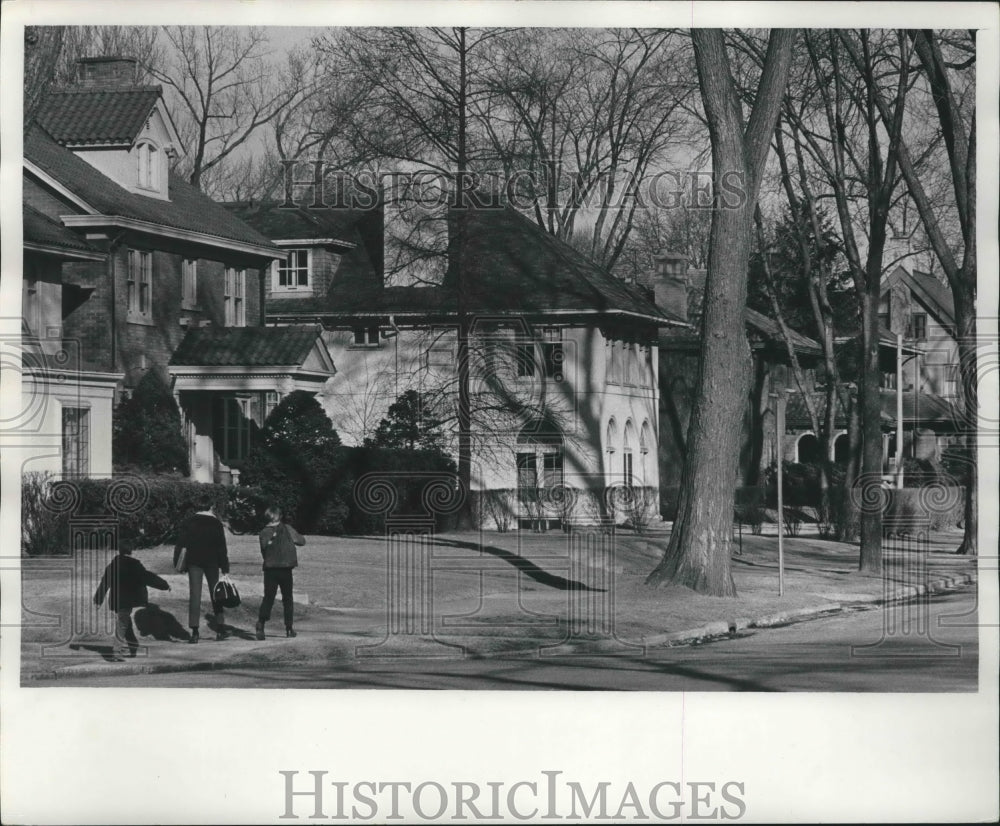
[{"left": 21, "top": 473, "right": 240, "bottom": 556}]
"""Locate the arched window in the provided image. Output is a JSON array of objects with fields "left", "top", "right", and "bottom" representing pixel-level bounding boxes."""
[
  {"left": 796, "top": 432, "right": 821, "bottom": 464},
  {"left": 136, "top": 141, "right": 158, "bottom": 190},
  {"left": 639, "top": 419, "right": 653, "bottom": 485},
  {"left": 606, "top": 418, "right": 618, "bottom": 455},
  {"left": 623, "top": 419, "right": 636, "bottom": 486}
]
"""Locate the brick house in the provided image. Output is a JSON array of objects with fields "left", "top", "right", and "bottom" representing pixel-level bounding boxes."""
[
  {"left": 232, "top": 200, "right": 688, "bottom": 528},
  {"left": 22, "top": 57, "right": 335, "bottom": 482}
]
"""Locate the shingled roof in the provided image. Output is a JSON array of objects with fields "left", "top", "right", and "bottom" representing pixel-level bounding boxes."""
[
  {"left": 23, "top": 204, "right": 103, "bottom": 256},
  {"left": 225, "top": 201, "right": 363, "bottom": 246},
  {"left": 784, "top": 389, "right": 960, "bottom": 431},
  {"left": 314, "top": 205, "right": 683, "bottom": 325},
  {"left": 35, "top": 87, "right": 162, "bottom": 147},
  {"left": 25, "top": 124, "right": 277, "bottom": 253},
  {"left": 169, "top": 325, "right": 326, "bottom": 367}
]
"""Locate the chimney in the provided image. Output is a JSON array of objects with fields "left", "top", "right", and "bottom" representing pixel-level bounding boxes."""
[
  {"left": 75, "top": 57, "right": 139, "bottom": 89},
  {"left": 649, "top": 251, "right": 689, "bottom": 322}
]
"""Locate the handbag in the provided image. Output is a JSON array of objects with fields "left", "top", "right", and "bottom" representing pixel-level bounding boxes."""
[
  {"left": 212, "top": 575, "right": 241, "bottom": 609},
  {"left": 174, "top": 547, "right": 188, "bottom": 574}
]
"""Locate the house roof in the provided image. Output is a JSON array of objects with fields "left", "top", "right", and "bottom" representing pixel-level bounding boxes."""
[
  {"left": 883, "top": 266, "right": 956, "bottom": 330},
  {"left": 23, "top": 204, "right": 104, "bottom": 257},
  {"left": 224, "top": 201, "right": 362, "bottom": 247},
  {"left": 35, "top": 87, "right": 162, "bottom": 146},
  {"left": 169, "top": 325, "right": 328, "bottom": 367},
  {"left": 658, "top": 268, "right": 824, "bottom": 361},
  {"left": 785, "top": 389, "right": 959, "bottom": 431},
  {"left": 455, "top": 207, "right": 684, "bottom": 323},
  {"left": 309, "top": 205, "right": 683, "bottom": 325},
  {"left": 24, "top": 124, "right": 277, "bottom": 254}
]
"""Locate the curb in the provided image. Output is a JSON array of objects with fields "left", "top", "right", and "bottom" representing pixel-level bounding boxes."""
[{"left": 641, "top": 572, "right": 977, "bottom": 649}]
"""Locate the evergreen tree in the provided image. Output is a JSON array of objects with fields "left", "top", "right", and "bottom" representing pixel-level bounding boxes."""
[
  {"left": 366, "top": 390, "right": 446, "bottom": 453},
  {"left": 112, "top": 371, "right": 188, "bottom": 474}
]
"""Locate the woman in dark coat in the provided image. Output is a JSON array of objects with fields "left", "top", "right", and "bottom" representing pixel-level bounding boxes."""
[{"left": 173, "top": 497, "right": 230, "bottom": 643}]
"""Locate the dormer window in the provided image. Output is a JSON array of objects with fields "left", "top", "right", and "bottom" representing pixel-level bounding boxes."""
[
  {"left": 273, "top": 248, "right": 311, "bottom": 292},
  {"left": 136, "top": 141, "right": 158, "bottom": 190}
]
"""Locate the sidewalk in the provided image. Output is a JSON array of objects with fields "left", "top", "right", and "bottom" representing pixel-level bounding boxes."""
[{"left": 20, "top": 524, "right": 978, "bottom": 681}]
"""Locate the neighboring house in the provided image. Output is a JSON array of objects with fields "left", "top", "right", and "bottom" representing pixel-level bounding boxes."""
[
  {"left": 22, "top": 56, "right": 335, "bottom": 482},
  {"left": 21, "top": 205, "right": 121, "bottom": 477},
  {"left": 642, "top": 253, "right": 824, "bottom": 489},
  {"left": 235, "top": 200, "right": 688, "bottom": 528},
  {"left": 784, "top": 265, "right": 961, "bottom": 470}
]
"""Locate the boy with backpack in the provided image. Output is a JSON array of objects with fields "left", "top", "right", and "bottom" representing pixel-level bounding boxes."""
[
  {"left": 93, "top": 546, "right": 171, "bottom": 661},
  {"left": 255, "top": 506, "right": 305, "bottom": 640}
]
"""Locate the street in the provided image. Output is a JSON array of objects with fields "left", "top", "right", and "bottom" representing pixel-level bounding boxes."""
[{"left": 49, "top": 587, "right": 979, "bottom": 691}]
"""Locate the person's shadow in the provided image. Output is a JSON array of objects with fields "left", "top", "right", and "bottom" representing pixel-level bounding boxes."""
[{"left": 134, "top": 603, "right": 191, "bottom": 642}]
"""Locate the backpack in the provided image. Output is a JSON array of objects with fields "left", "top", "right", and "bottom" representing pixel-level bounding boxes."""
[{"left": 212, "top": 576, "right": 241, "bottom": 609}]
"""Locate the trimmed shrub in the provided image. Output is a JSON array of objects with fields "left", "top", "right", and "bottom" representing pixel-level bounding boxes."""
[
  {"left": 476, "top": 489, "right": 515, "bottom": 532},
  {"left": 20, "top": 474, "right": 234, "bottom": 556},
  {"left": 113, "top": 371, "right": 188, "bottom": 475}
]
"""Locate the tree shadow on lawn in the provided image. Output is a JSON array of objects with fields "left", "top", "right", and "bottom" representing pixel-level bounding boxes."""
[{"left": 433, "top": 538, "right": 603, "bottom": 592}]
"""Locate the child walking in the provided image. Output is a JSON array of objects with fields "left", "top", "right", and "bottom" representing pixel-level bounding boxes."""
[
  {"left": 255, "top": 506, "right": 305, "bottom": 640},
  {"left": 93, "top": 547, "right": 171, "bottom": 661}
]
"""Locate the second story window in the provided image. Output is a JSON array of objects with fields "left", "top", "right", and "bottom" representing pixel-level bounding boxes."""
[
  {"left": 275, "top": 249, "right": 311, "bottom": 291},
  {"left": 182, "top": 259, "right": 198, "bottom": 308},
  {"left": 908, "top": 312, "right": 927, "bottom": 341},
  {"left": 352, "top": 325, "right": 380, "bottom": 347},
  {"left": 127, "top": 249, "right": 152, "bottom": 321},
  {"left": 224, "top": 268, "right": 246, "bottom": 327},
  {"left": 136, "top": 141, "right": 158, "bottom": 190}
]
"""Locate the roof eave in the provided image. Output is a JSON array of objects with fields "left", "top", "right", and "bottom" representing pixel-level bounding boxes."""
[{"left": 60, "top": 214, "right": 281, "bottom": 261}]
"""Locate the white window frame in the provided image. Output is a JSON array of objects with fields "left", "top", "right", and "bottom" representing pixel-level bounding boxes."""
[
  {"left": 135, "top": 141, "right": 159, "bottom": 191},
  {"left": 350, "top": 325, "right": 381, "bottom": 348},
  {"left": 224, "top": 268, "right": 247, "bottom": 327},
  {"left": 61, "top": 405, "right": 91, "bottom": 477},
  {"left": 182, "top": 259, "right": 198, "bottom": 309},
  {"left": 273, "top": 248, "right": 312, "bottom": 292},
  {"left": 127, "top": 249, "right": 153, "bottom": 321}
]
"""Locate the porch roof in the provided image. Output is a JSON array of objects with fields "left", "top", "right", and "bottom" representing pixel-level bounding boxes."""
[{"left": 169, "top": 324, "right": 330, "bottom": 368}]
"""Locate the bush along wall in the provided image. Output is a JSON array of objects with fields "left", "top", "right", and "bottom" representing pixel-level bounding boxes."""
[{"left": 21, "top": 473, "right": 236, "bottom": 556}]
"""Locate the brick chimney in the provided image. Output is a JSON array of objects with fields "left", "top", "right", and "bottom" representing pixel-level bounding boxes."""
[
  {"left": 648, "top": 251, "right": 689, "bottom": 322},
  {"left": 75, "top": 57, "right": 139, "bottom": 88}
]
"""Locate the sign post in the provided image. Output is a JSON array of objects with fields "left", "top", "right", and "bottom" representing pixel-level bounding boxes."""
[{"left": 771, "top": 388, "right": 787, "bottom": 597}]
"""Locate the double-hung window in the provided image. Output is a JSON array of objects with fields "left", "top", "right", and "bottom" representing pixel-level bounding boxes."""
[
  {"left": 127, "top": 249, "right": 152, "bottom": 321},
  {"left": 62, "top": 407, "right": 90, "bottom": 476},
  {"left": 276, "top": 249, "right": 311, "bottom": 291},
  {"left": 224, "top": 268, "right": 246, "bottom": 327}
]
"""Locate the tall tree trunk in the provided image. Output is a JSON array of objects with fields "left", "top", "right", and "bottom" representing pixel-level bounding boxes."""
[
  {"left": 858, "top": 259, "right": 884, "bottom": 572},
  {"left": 647, "top": 29, "right": 797, "bottom": 596},
  {"left": 953, "top": 281, "right": 977, "bottom": 554},
  {"left": 453, "top": 27, "right": 475, "bottom": 528}
]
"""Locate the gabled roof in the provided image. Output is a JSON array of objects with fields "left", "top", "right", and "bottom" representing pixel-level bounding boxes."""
[
  {"left": 883, "top": 266, "right": 955, "bottom": 330},
  {"left": 24, "top": 124, "right": 278, "bottom": 255},
  {"left": 169, "top": 325, "right": 329, "bottom": 367},
  {"left": 36, "top": 87, "right": 162, "bottom": 147},
  {"left": 23, "top": 204, "right": 104, "bottom": 259}
]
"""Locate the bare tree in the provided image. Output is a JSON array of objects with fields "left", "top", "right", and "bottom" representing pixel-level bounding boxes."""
[
  {"left": 24, "top": 27, "right": 65, "bottom": 125},
  {"left": 148, "top": 27, "right": 313, "bottom": 195},
  {"left": 646, "top": 29, "right": 797, "bottom": 596},
  {"left": 852, "top": 30, "right": 977, "bottom": 554}
]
